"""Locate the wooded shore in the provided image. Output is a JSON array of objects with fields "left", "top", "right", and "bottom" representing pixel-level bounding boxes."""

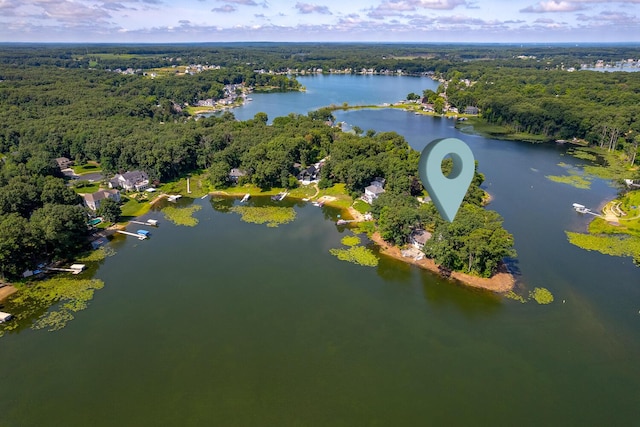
[{"left": 370, "top": 232, "right": 515, "bottom": 293}]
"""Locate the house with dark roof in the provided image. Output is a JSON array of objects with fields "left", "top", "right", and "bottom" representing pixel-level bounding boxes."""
[
  {"left": 55, "top": 157, "right": 74, "bottom": 169},
  {"left": 83, "top": 189, "right": 121, "bottom": 211},
  {"left": 297, "top": 164, "right": 318, "bottom": 182},
  {"left": 229, "top": 168, "right": 247, "bottom": 184},
  {"left": 109, "top": 171, "right": 149, "bottom": 192}
]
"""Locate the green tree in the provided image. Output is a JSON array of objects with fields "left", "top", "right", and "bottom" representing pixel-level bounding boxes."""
[
  {"left": 407, "top": 92, "right": 420, "bottom": 101},
  {"left": 0, "top": 213, "right": 38, "bottom": 279},
  {"left": 30, "top": 204, "right": 89, "bottom": 260},
  {"left": 96, "top": 198, "right": 121, "bottom": 223}
]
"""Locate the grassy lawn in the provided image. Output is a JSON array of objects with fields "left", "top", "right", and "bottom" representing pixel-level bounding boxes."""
[
  {"left": 352, "top": 199, "right": 370, "bottom": 214},
  {"left": 71, "top": 162, "right": 102, "bottom": 174},
  {"left": 318, "top": 183, "right": 353, "bottom": 209},
  {"left": 72, "top": 183, "right": 101, "bottom": 194},
  {"left": 119, "top": 197, "right": 151, "bottom": 221},
  {"left": 288, "top": 184, "right": 317, "bottom": 199},
  {"left": 160, "top": 173, "right": 210, "bottom": 198}
]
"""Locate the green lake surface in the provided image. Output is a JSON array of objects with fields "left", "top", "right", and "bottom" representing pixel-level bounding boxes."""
[{"left": 1, "top": 75, "right": 639, "bottom": 426}]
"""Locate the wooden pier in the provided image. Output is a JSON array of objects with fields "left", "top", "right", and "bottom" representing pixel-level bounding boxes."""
[
  {"left": 116, "top": 230, "right": 148, "bottom": 240},
  {"left": 129, "top": 220, "right": 159, "bottom": 227},
  {"left": 45, "top": 264, "right": 86, "bottom": 275}
]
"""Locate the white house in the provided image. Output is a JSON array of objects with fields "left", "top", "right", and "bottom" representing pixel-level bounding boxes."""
[
  {"left": 362, "top": 178, "right": 386, "bottom": 204},
  {"left": 83, "top": 189, "right": 121, "bottom": 211},
  {"left": 363, "top": 185, "right": 385, "bottom": 204},
  {"left": 409, "top": 229, "right": 432, "bottom": 249},
  {"left": 109, "top": 171, "right": 149, "bottom": 192}
]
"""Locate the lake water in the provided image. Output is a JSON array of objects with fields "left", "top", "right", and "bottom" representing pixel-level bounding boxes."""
[{"left": 1, "top": 75, "right": 639, "bottom": 426}]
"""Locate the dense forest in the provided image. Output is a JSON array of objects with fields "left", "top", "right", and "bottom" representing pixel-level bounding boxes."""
[
  {"left": 3, "top": 42, "right": 639, "bottom": 280},
  {"left": 438, "top": 67, "right": 640, "bottom": 162}
]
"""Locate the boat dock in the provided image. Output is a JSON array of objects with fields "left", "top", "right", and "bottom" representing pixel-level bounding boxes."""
[
  {"left": 45, "top": 264, "right": 86, "bottom": 275},
  {"left": 572, "top": 203, "right": 602, "bottom": 217},
  {"left": 129, "top": 219, "right": 159, "bottom": 227},
  {"left": 271, "top": 191, "right": 288, "bottom": 201},
  {"left": 117, "top": 230, "right": 148, "bottom": 240}
]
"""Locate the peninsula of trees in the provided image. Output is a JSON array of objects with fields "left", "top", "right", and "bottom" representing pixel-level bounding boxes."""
[{"left": 2, "top": 42, "right": 640, "bottom": 280}]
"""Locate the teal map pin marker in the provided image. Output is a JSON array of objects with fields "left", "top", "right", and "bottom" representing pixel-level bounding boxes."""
[{"left": 418, "top": 138, "right": 475, "bottom": 223}]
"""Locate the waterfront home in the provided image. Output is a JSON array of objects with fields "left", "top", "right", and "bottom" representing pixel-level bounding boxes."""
[
  {"left": 409, "top": 229, "right": 432, "bottom": 249},
  {"left": 464, "top": 106, "right": 479, "bottom": 115},
  {"left": 297, "top": 164, "right": 319, "bottom": 182},
  {"left": 363, "top": 178, "right": 386, "bottom": 204},
  {"left": 83, "top": 189, "right": 121, "bottom": 211},
  {"left": 109, "top": 170, "right": 149, "bottom": 192},
  {"left": 363, "top": 185, "right": 385, "bottom": 204},
  {"left": 229, "top": 168, "right": 247, "bottom": 184}
]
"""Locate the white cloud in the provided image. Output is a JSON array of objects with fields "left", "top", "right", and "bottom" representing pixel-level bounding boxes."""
[
  {"left": 213, "top": 4, "right": 237, "bottom": 12},
  {"left": 295, "top": 2, "right": 332, "bottom": 14},
  {"left": 521, "top": 1, "right": 586, "bottom": 12}
]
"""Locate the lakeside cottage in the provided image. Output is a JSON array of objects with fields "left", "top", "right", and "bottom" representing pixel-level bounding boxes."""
[
  {"left": 109, "top": 170, "right": 149, "bottom": 192},
  {"left": 229, "top": 168, "right": 247, "bottom": 184},
  {"left": 409, "top": 229, "right": 432, "bottom": 249},
  {"left": 464, "top": 106, "right": 479, "bottom": 115},
  {"left": 83, "top": 189, "right": 121, "bottom": 211},
  {"left": 363, "top": 178, "right": 386, "bottom": 204}
]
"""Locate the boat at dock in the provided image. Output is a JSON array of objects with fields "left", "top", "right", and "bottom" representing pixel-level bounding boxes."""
[
  {"left": 271, "top": 191, "right": 288, "bottom": 201},
  {"left": 0, "top": 311, "right": 13, "bottom": 323},
  {"left": 241, "top": 193, "right": 250, "bottom": 202},
  {"left": 167, "top": 194, "right": 182, "bottom": 202}
]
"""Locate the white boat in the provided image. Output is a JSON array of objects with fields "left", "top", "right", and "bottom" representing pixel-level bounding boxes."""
[
  {"left": 241, "top": 193, "right": 250, "bottom": 203},
  {"left": 167, "top": 194, "right": 182, "bottom": 202},
  {"left": 0, "top": 311, "right": 13, "bottom": 323}
]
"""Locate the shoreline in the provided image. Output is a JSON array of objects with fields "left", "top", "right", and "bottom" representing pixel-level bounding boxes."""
[
  {"left": 0, "top": 285, "right": 18, "bottom": 302},
  {"left": 369, "top": 232, "right": 515, "bottom": 293}
]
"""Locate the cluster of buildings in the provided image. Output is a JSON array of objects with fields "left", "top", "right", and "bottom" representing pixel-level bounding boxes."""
[
  {"left": 194, "top": 83, "right": 248, "bottom": 108},
  {"left": 75, "top": 169, "right": 150, "bottom": 212}
]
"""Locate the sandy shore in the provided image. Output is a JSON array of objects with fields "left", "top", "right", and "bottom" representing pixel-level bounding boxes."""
[
  {"left": 370, "top": 232, "right": 515, "bottom": 293},
  {"left": 0, "top": 285, "right": 18, "bottom": 302}
]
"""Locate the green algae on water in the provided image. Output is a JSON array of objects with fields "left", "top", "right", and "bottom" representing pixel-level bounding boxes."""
[
  {"left": 530, "top": 287, "right": 554, "bottom": 304},
  {"left": 4, "top": 277, "right": 105, "bottom": 333},
  {"left": 340, "top": 235, "right": 361, "bottom": 247},
  {"left": 162, "top": 204, "right": 202, "bottom": 226},
  {"left": 329, "top": 246, "right": 378, "bottom": 267},
  {"left": 230, "top": 206, "right": 296, "bottom": 227}
]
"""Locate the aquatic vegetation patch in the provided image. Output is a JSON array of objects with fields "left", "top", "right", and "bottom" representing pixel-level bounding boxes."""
[
  {"left": 566, "top": 231, "right": 640, "bottom": 265},
  {"left": 329, "top": 246, "right": 378, "bottom": 267},
  {"left": 340, "top": 235, "right": 361, "bottom": 247},
  {"left": 230, "top": 205, "right": 296, "bottom": 227},
  {"left": 3, "top": 277, "right": 105, "bottom": 333},
  {"left": 529, "top": 287, "right": 554, "bottom": 304},
  {"left": 162, "top": 204, "right": 202, "bottom": 226},
  {"left": 76, "top": 246, "right": 116, "bottom": 263},
  {"left": 571, "top": 151, "right": 598, "bottom": 162},
  {"left": 545, "top": 174, "right": 591, "bottom": 189},
  {"left": 503, "top": 290, "right": 527, "bottom": 303}
]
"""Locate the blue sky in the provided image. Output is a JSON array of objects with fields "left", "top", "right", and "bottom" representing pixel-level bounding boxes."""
[{"left": 1, "top": 0, "right": 639, "bottom": 43}]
